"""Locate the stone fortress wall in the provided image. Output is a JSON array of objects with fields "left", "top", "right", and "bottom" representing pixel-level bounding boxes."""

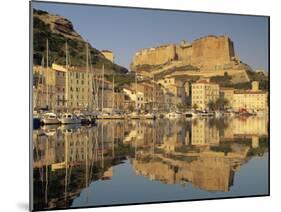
[
  {"left": 133, "top": 44, "right": 177, "bottom": 66},
  {"left": 132, "top": 35, "right": 237, "bottom": 70}
]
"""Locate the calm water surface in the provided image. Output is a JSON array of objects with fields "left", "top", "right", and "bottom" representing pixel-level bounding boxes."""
[{"left": 33, "top": 116, "right": 269, "bottom": 210}]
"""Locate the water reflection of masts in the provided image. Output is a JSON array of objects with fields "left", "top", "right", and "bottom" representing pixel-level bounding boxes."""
[
  {"left": 45, "top": 135, "right": 49, "bottom": 205},
  {"left": 101, "top": 120, "right": 104, "bottom": 169},
  {"left": 64, "top": 131, "right": 68, "bottom": 203},
  {"left": 152, "top": 121, "right": 155, "bottom": 159},
  {"left": 34, "top": 133, "right": 44, "bottom": 183},
  {"left": 85, "top": 128, "right": 89, "bottom": 203},
  {"left": 112, "top": 122, "right": 115, "bottom": 158},
  {"left": 101, "top": 65, "right": 105, "bottom": 168}
]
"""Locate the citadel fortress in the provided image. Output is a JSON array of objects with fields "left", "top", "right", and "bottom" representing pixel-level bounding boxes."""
[{"left": 132, "top": 35, "right": 251, "bottom": 83}]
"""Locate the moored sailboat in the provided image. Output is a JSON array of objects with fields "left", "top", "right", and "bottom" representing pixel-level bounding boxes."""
[
  {"left": 41, "top": 112, "right": 60, "bottom": 125},
  {"left": 59, "top": 113, "right": 81, "bottom": 124}
]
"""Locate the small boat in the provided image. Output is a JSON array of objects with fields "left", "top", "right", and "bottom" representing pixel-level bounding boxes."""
[
  {"left": 41, "top": 112, "right": 60, "bottom": 125},
  {"left": 197, "top": 110, "right": 214, "bottom": 117},
  {"left": 165, "top": 111, "right": 183, "bottom": 119},
  {"left": 59, "top": 113, "right": 81, "bottom": 124},
  {"left": 76, "top": 114, "right": 92, "bottom": 124},
  {"left": 110, "top": 112, "right": 125, "bottom": 119},
  {"left": 97, "top": 112, "right": 111, "bottom": 119},
  {"left": 129, "top": 112, "right": 140, "bottom": 119},
  {"left": 184, "top": 111, "right": 197, "bottom": 119},
  {"left": 141, "top": 113, "right": 156, "bottom": 119}
]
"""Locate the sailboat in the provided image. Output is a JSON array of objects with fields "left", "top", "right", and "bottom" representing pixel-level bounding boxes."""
[
  {"left": 109, "top": 75, "right": 125, "bottom": 119},
  {"left": 41, "top": 39, "right": 60, "bottom": 125},
  {"left": 96, "top": 64, "right": 110, "bottom": 119},
  {"left": 59, "top": 41, "right": 81, "bottom": 125}
]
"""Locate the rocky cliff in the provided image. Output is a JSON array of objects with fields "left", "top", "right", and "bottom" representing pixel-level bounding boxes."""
[{"left": 33, "top": 9, "right": 128, "bottom": 73}]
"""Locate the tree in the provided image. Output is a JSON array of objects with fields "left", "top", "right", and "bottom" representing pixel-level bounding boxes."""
[
  {"left": 128, "top": 104, "right": 135, "bottom": 112},
  {"left": 214, "top": 97, "right": 229, "bottom": 110},
  {"left": 207, "top": 101, "right": 216, "bottom": 111}
]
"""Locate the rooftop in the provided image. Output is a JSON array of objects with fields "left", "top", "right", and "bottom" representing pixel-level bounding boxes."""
[
  {"left": 192, "top": 80, "right": 218, "bottom": 85},
  {"left": 234, "top": 90, "right": 267, "bottom": 94},
  {"left": 101, "top": 50, "right": 113, "bottom": 53}
]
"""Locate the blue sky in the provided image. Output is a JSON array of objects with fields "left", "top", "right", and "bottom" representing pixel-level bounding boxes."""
[{"left": 32, "top": 1, "right": 269, "bottom": 72}]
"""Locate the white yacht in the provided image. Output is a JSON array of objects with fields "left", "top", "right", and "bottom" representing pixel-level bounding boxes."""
[
  {"left": 60, "top": 113, "right": 81, "bottom": 124},
  {"left": 41, "top": 112, "right": 60, "bottom": 125}
]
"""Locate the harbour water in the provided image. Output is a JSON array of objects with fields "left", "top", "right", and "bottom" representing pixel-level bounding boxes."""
[{"left": 33, "top": 116, "right": 269, "bottom": 210}]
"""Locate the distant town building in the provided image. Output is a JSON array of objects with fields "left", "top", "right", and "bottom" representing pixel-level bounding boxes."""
[
  {"left": 232, "top": 81, "right": 268, "bottom": 112},
  {"left": 157, "top": 76, "right": 189, "bottom": 106},
  {"left": 123, "top": 81, "right": 165, "bottom": 111},
  {"left": 191, "top": 80, "right": 220, "bottom": 110},
  {"left": 101, "top": 50, "right": 115, "bottom": 63}
]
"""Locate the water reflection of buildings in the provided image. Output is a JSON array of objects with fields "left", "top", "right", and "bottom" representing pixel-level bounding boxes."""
[
  {"left": 33, "top": 116, "right": 268, "bottom": 209},
  {"left": 133, "top": 157, "right": 234, "bottom": 192},
  {"left": 132, "top": 116, "right": 268, "bottom": 192}
]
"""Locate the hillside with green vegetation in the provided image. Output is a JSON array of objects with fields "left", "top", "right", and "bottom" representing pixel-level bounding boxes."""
[
  {"left": 210, "top": 71, "right": 268, "bottom": 91},
  {"left": 33, "top": 9, "right": 128, "bottom": 73}
]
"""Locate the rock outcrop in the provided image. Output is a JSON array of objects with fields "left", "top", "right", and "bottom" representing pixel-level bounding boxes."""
[{"left": 33, "top": 9, "right": 128, "bottom": 73}]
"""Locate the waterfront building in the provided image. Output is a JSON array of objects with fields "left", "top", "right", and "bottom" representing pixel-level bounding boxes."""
[
  {"left": 33, "top": 65, "right": 60, "bottom": 111},
  {"left": 232, "top": 81, "right": 268, "bottom": 112},
  {"left": 191, "top": 80, "right": 220, "bottom": 111},
  {"left": 123, "top": 81, "right": 165, "bottom": 111},
  {"left": 52, "top": 64, "right": 95, "bottom": 112},
  {"left": 33, "top": 63, "right": 101, "bottom": 112},
  {"left": 123, "top": 88, "right": 145, "bottom": 110},
  {"left": 101, "top": 50, "right": 115, "bottom": 63},
  {"left": 157, "top": 76, "right": 189, "bottom": 106}
]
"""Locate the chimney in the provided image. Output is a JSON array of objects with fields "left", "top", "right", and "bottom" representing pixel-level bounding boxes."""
[{"left": 251, "top": 81, "right": 259, "bottom": 91}]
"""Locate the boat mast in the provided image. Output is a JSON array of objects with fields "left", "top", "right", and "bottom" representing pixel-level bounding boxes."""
[
  {"left": 153, "top": 74, "right": 155, "bottom": 111},
  {"left": 46, "top": 38, "right": 49, "bottom": 109},
  {"left": 135, "top": 72, "right": 137, "bottom": 111},
  {"left": 112, "top": 75, "right": 115, "bottom": 110},
  {"left": 86, "top": 42, "right": 89, "bottom": 111},
  {"left": 101, "top": 64, "right": 105, "bottom": 169},
  {"left": 65, "top": 41, "right": 69, "bottom": 111},
  {"left": 102, "top": 64, "right": 104, "bottom": 113}
]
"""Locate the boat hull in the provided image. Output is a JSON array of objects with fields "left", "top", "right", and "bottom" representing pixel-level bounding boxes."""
[
  {"left": 60, "top": 119, "right": 81, "bottom": 124},
  {"left": 42, "top": 119, "right": 60, "bottom": 125}
]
